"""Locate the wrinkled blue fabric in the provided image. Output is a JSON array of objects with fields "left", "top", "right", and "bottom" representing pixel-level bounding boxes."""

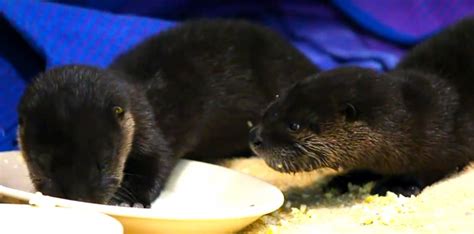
[
  {"left": 0, "top": 0, "right": 470, "bottom": 151},
  {"left": 0, "top": 0, "right": 175, "bottom": 150},
  {"left": 332, "top": 0, "right": 474, "bottom": 45}
]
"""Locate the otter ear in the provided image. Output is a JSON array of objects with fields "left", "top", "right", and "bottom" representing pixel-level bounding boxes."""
[
  {"left": 341, "top": 103, "right": 358, "bottom": 122},
  {"left": 112, "top": 106, "right": 125, "bottom": 119}
]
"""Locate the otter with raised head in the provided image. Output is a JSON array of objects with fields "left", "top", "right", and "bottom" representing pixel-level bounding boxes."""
[
  {"left": 18, "top": 19, "right": 319, "bottom": 207},
  {"left": 250, "top": 18, "right": 474, "bottom": 196}
]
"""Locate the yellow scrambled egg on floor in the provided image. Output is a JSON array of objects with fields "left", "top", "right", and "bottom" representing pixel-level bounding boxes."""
[{"left": 221, "top": 158, "right": 474, "bottom": 234}]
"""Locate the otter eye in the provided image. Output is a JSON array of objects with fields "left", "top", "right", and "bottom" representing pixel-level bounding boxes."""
[
  {"left": 288, "top": 123, "right": 301, "bottom": 132},
  {"left": 97, "top": 162, "right": 105, "bottom": 171},
  {"left": 343, "top": 103, "right": 358, "bottom": 122},
  {"left": 113, "top": 106, "right": 124, "bottom": 117}
]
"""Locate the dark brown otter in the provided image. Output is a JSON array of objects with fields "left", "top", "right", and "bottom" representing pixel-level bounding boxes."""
[
  {"left": 250, "top": 17, "right": 474, "bottom": 196},
  {"left": 18, "top": 19, "right": 319, "bottom": 207}
]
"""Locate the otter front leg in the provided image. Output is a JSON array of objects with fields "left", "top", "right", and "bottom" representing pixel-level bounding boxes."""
[
  {"left": 371, "top": 168, "right": 458, "bottom": 197},
  {"left": 371, "top": 175, "right": 422, "bottom": 197},
  {"left": 110, "top": 152, "right": 177, "bottom": 208},
  {"left": 324, "top": 170, "right": 383, "bottom": 193}
]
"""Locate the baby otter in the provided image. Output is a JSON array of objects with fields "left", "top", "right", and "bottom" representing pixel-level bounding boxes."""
[
  {"left": 250, "top": 17, "right": 474, "bottom": 196},
  {"left": 18, "top": 66, "right": 172, "bottom": 207},
  {"left": 18, "top": 19, "right": 319, "bottom": 207}
]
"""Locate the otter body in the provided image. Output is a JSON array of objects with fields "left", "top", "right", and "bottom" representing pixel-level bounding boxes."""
[
  {"left": 109, "top": 20, "right": 318, "bottom": 160},
  {"left": 250, "top": 18, "right": 474, "bottom": 196},
  {"left": 18, "top": 19, "right": 318, "bottom": 207}
]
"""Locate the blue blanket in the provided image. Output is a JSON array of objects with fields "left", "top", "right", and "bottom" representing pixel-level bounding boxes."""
[{"left": 0, "top": 0, "right": 472, "bottom": 151}]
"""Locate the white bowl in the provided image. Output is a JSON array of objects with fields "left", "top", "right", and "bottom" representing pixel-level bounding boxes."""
[
  {"left": 0, "top": 204, "right": 123, "bottom": 234},
  {"left": 0, "top": 151, "right": 284, "bottom": 233}
]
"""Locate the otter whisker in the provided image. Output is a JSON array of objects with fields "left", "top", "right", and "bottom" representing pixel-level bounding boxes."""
[
  {"left": 293, "top": 143, "right": 309, "bottom": 154},
  {"left": 123, "top": 172, "right": 146, "bottom": 178},
  {"left": 117, "top": 186, "right": 138, "bottom": 203},
  {"left": 114, "top": 190, "right": 133, "bottom": 202},
  {"left": 111, "top": 194, "right": 121, "bottom": 203},
  {"left": 120, "top": 186, "right": 137, "bottom": 200},
  {"left": 289, "top": 161, "right": 298, "bottom": 173},
  {"left": 112, "top": 192, "right": 131, "bottom": 204},
  {"left": 283, "top": 160, "right": 290, "bottom": 173}
]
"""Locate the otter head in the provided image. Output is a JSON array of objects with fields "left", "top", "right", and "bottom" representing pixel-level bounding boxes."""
[
  {"left": 250, "top": 67, "right": 394, "bottom": 173},
  {"left": 17, "top": 65, "right": 135, "bottom": 204}
]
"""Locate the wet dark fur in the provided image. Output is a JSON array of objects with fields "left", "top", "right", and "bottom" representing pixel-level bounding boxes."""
[
  {"left": 250, "top": 18, "right": 474, "bottom": 196},
  {"left": 18, "top": 19, "right": 319, "bottom": 206}
]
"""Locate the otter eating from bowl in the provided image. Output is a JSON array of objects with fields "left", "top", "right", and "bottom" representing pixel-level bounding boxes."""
[{"left": 250, "top": 17, "right": 474, "bottom": 197}]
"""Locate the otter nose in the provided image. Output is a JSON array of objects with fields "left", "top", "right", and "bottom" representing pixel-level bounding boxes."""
[{"left": 249, "top": 126, "right": 263, "bottom": 147}]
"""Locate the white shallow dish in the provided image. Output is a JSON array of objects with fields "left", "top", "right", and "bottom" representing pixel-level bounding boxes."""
[
  {"left": 0, "top": 204, "right": 123, "bottom": 234},
  {"left": 0, "top": 151, "right": 284, "bottom": 233}
]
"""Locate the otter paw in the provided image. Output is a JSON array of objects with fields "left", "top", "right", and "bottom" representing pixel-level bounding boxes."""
[
  {"left": 371, "top": 176, "right": 422, "bottom": 197},
  {"left": 118, "top": 202, "right": 150, "bottom": 208},
  {"left": 324, "top": 176, "right": 351, "bottom": 194},
  {"left": 324, "top": 170, "right": 382, "bottom": 193},
  {"left": 108, "top": 198, "right": 151, "bottom": 208}
]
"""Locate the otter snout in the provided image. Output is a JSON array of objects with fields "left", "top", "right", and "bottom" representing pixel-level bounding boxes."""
[
  {"left": 62, "top": 184, "right": 109, "bottom": 204},
  {"left": 249, "top": 126, "right": 263, "bottom": 148}
]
